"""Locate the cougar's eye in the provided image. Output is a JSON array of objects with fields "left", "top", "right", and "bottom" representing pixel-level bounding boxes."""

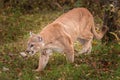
[{"left": 30, "top": 44, "right": 34, "bottom": 47}]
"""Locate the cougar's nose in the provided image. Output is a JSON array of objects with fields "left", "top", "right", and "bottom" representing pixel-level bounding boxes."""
[{"left": 26, "top": 50, "right": 30, "bottom": 53}]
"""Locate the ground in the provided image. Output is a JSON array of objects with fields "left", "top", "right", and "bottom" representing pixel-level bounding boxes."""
[{"left": 0, "top": 11, "right": 120, "bottom": 80}]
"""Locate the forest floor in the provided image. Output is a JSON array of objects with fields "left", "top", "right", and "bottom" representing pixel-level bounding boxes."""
[{"left": 0, "top": 10, "right": 120, "bottom": 80}]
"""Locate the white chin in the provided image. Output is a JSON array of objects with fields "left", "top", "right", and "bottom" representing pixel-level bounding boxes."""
[{"left": 29, "top": 52, "right": 35, "bottom": 56}]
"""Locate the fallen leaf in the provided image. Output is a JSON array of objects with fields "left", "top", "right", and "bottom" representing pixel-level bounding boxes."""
[
  {"left": 20, "top": 52, "right": 27, "bottom": 57},
  {"left": 35, "top": 76, "right": 41, "bottom": 80},
  {"left": 3, "top": 67, "right": 9, "bottom": 71}
]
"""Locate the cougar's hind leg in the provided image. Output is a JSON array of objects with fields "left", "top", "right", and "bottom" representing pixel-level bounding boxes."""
[{"left": 79, "top": 31, "right": 93, "bottom": 54}]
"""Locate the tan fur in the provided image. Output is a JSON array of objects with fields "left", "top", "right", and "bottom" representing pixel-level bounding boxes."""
[{"left": 26, "top": 8, "right": 108, "bottom": 72}]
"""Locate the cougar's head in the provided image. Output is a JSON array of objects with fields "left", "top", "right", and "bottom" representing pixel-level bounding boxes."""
[{"left": 26, "top": 32, "right": 44, "bottom": 55}]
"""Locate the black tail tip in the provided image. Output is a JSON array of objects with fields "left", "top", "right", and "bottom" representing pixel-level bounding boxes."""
[{"left": 102, "top": 25, "right": 109, "bottom": 32}]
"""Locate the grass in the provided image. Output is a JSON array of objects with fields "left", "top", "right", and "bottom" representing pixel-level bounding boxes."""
[{"left": 0, "top": 10, "right": 120, "bottom": 80}]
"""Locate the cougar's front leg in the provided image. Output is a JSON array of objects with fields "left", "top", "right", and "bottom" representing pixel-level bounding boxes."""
[
  {"left": 65, "top": 46, "right": 74, "bottom": 63},
  {"left": 35, "top": 50, "right": 51, "bottom": 72},
  {"left": 64, "top": 40, "right": 74, "bottom": 63},
  {"left": 63, "top": 32, "right": 74, "bottom": 63}
]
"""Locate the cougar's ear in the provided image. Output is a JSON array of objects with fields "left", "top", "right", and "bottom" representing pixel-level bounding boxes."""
[
  {"left": 37, "top": 36, "right": 43, "bottom": 42},
  {"left": 30, "top": 31, "right": 35, "bottom": 37}
]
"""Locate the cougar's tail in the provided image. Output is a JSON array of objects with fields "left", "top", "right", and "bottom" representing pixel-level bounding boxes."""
[{"left": 91, "top": 21, "right": 108, "bottom": 40}]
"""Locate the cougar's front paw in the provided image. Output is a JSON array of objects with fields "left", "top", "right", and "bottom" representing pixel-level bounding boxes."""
[{"left": 33, "top": 69, "right": 42, "bottom": 72}]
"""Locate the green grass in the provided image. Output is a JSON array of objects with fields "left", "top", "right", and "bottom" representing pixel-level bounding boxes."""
[{"left": 0, "top": 10, "right": 120, "bottom": 80}]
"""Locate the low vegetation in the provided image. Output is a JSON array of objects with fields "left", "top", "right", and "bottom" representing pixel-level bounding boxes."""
[{"left": 0, "top": 10, "right": 120, "bottom": 80}]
